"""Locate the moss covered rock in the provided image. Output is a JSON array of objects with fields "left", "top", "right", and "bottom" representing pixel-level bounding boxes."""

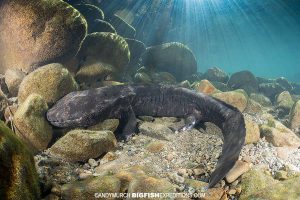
[
  {"left": 88, "top": 119, "right": 119, "bottom": 132},
  {"left": 125, "top": 38, "right": 146, "bottom": 64},
  {"left": 244, "top": 115, "right": 260, "bottom": 144},
  {"left": 61, "top": 175, "right": 121, "bottom": 200},
  {"left": 212, "top": 90, "right": 248, "bottom": 112},
  {"left": 18, "top": 63, "right": 78, "bottom": 106},
  {"left": 250, "top": 93, "right": 272, "bottom": 107},
  {"left": 193, "top": 79, "right": 218, "bottom": 95},
  {"left": 0, "top": 0, "right": 87, "bottom": 73},
  {"left": 228, "top": 71, "right": 259, "bottom": 94},
  {"left": 77, "top": 32, "right": 130, "bottom": 71},
  {"left": 239, "top": 168, "right": 277, "bottom": 200},
  {"left": 276, "top": 91, "right": 294, "bottom": 111},
  {"left": 48, "top": 130, "right": 117, "bottom": 162},
  {"left": 142, "top": 42, "right": 197, "bottom": 81},
  {"left": 14, "top": 94, "right": 52, "bottom": 152},
  {"left": 134, "top": 72, "right": 152, "bottom": 84},
  {"left": 0, "top": 121, "right": 40, "bottom": 199},
  {"left": 289, "top": 100, "right": 300, "bottom": 130},
  {"left": 0, "top": 90, "right": 8, "bottom": 119},
  {"left": 4, "top": 69, "right": 25, "bottom": 97},
  {"left": 89, "top": 19, "right": 116, "bottom": 34},
  {"left": 203, "top": 67, "right": 229, "bottom": 83},
  {"left": 109, "top": 14, "right": 136, "bottom": 38}
]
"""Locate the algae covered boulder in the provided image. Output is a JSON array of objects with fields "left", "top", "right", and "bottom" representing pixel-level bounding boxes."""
[
  {"left": 4, "top": 69, "right": 25, "bottom": 97},
  {"left": 276, "top": 91, "right": 294, "bottom": 111},
  {"left": 18, "top": 63, "right": 78, "bottom": 106},
  {"left": 14, "top": 94, "right": 53, "bottom": 152},
  {"left": 289, "top": 100, "right": 300, "bottom": 130},
  {"left": 142, "top": 42, "right": 197, "bottom": 81},
  {"left": 0, "top": 0, "right": 87, "bottom": 74},
  {"left": 228, "top": 70, "right": 259, "bottom": 94},
  {"left": 109, "top": 14, "right": 136, "bottom": 38},
  {"left": 89, "top": 19, "right": 117, "bottom": 34},
  {"left": 125, "top": 38, "right": 146, "bottom": 64},
  {"left": 0, "top": 121, "right": 40, "bottom": 199},
  {"left": 193, "top": 79, "right": 218, "bottom": 95},
  {"left": 48, "top": 129, "right": 117, "bottom": 162},
  {"left": 212, "top": 90, "right": 248, "bottom": 112},
  {"left": 203, "top": 67, "right": 229, "bottom": 83},
  {"left": 77, "top": 32, "right": 130, "bottom": 71}
]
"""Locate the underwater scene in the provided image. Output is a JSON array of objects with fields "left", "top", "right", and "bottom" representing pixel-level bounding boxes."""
[{"left": 0, "top": 0, "right": 300, "bottom": 199}]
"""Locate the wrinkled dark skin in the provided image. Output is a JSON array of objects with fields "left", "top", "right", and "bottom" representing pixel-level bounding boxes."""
[{"left": 47, "top": 85, "right": 246, "bottom": 188}]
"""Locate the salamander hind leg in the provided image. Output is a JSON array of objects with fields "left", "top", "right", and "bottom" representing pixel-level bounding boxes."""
[{"left": 175, "top": 109, "right": 202, "bottom": 133}]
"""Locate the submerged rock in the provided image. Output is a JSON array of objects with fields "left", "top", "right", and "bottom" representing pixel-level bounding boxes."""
[
  {"left": 88, "top": 119, "right": 119, "bottom": 132},
  {"left": 228, "top": 70, "right": 259, "bottom": 94},
  {"left": 0, "top": 121, "right": 40, "bottom": 199},
  {"left": 109, "top": 14, "right": 136, "bottom": 38},
  {"left": 239, "top": 168, "right": 277, "bottom": 200},
  {"left": 212, "top": 90, "right": 248, "bottom": 112},
  {"left": 250, "top": 93, "right": 272, "bottom": 107},
  {"left": 151, "top": 72, "right": 177, "bottom": 84},
  {"left": 193, "top": 79, "right": 218, "bottom": 95},
  {"left": 18, "top": 63, "right": 78, "bottom": 106},
  {"left": 142, "top": 42, "right": 197, "bottom": 81},
  {"left": 275, "top": 77, "right": 293, "bottom": 92},
  {"left": 244, "top": 115, "right": 260, "bottom": 144},
  {"left": 125, "top": 38, "right": 146, "bottom": 64},
  {"left": 275, "top": 91, "right": 294, "bottom": 114},
  {"left": 203, "top": 67, "right": 229, "bottom": 83},
  {"left": 4, "top": 69, "right": 25, "bottom": 97},
  {"left": 139, "top": 122, "right": 173, "bottom": 140},
  {"left": 260, "top": 117, "right": 300, "bottom": 147},
  {"left": 0, "top": 0, "right": 87, "bottom": 73},
  {"left": 289, "top": 100, "right": 300, "bottom": 130},
  {"left": 48, "top": 130, "right": 117, "bottom": 162},
  {"left": 134, "top": 72, "right": 152, "bottom": 84},
  {"left": 88, "top": 19, "right": 116, "bottom": 34},
  {"left": 14, "top": 94, "right": 52, "bottom": 152},
  {"left": 77, "top": 32, "right": 130, "bottom": 71},
  {"left": 259, "top": 82, "right": 285, "bottom": 102},
  {"left": 225, "top": 161, "right": 251, "bottom": 183},
  {"left": 0, "top": 90, "right": 7, "bottom": 119}
]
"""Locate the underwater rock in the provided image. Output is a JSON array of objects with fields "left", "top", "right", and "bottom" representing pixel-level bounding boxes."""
[
  {"left": 134, "top": 72, "right": 152, "bottom": 84},
  {"left": 128, "top": 176, "right": 174, "bottom": 196},
  {"left": 249, "top": 93, "right": 272, "bottom": 107},
  {"left": 225, "top": 160, "right": 251, "bottom": 183},
  {"left": 73, "top": 4, "right": 104, "bottom": 33},
  {"left": 14, "top": 94, "right": 53, "bottom": 152},
  {"left": 275, "top": 91, "right": 294, "bottom": 113},
  {"left": 227, "top": 71, "right": 259, "bottom": 94},
  {"left": 193, "top": 79, "right": 218, "bottom": 95},
  {"left": 0, "top": 0, "right": 87, "bottom": 74},
  {"left": 61, "top": 176, "right": 121, "bottom": 200},
  {"left": 125, "top": 38, "right": 146, "bottom": 64},
  {"left": 151, "top": 72, "right": 177, "bottom": 84},
  {"left": 244, "top": 115, "right": 260, "bottom": 144},
  {"left": 246, "top": 176, "right": 300, "bottom": 200},
  {"left": 289, "top": 100, "right": 300, "bottom": 130},
  {"left": 142, "top": 42, "right": 197, "bottom": 81},
  {"left": 77, "top": 32, "right": 130, "bottom": 71},
  {"left": 0, "top": 121, "right": 40, "bottom": 199},
  {"left": 275, "top": 77, "right": 293, "bottom": 92},
  {"left": 139, "top": 122, "right": 173, "bottom": 140},
  {"left": 259, "top": 82, "right": 285, "bottom": 102},
  {"left": 0, "top": 90, "right": 8, "bottom": 120},
  {"left": 244, "top": 99, "right": 263, "bottom": 114},
  {"left": 4, "top": 69, "right": 25, "bottom": 97},
  {"left": 211, "top": 81, "right": 230, "bottom": 92},
  {"left": 48, "top": 130, "right": 117, "bottom": 162},
  {"left": 88, "top": 19, "right": 117, "bottom": 34},
  {"left": 88, "top": 119, "right": 119, "bottom": 132},
  {"left": 212, "top": 90, "right": 248, "bottom": 112},
  {"left": 260, "top": 117, "right": 300, "bottom": 147},
  {"left": 292, "top": 83, "right": 300, "bottom": 95},
  {"left": 109, "top": 14, "right": 136, "bottom": 38},
  {"left": 75, "top": 59, "right": 116, "bottom": 88},
  {"left": 239, "top": 168, "right": 277, "bottom": 200},
  {"left": 18, "top": 63, "right": 78, "bottom": 106},
  {"left": 0, "top": 75, "right": 9, "bottom": 96},
  {"left": 203, "top": 67, "right": 229, "bottom": 83}
]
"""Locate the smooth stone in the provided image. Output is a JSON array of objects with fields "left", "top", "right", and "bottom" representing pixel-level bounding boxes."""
[
  {"left": 212, "top": 90, "right": 248, "bottom": 112},
  {"left": 225, "top": 160, "right": 251, "bottom": 183}
]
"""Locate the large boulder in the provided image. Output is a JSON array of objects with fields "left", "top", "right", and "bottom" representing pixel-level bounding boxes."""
[
  {"left": 109, "top": 14, "right": 136, "bottom": 38},
  {"left": 227, "top": 71, "right": 259, "bottom": 94},
  {"left": 77, "top": 32, "right": 130, "bottom": 71},
  {"left": 14, "top": 94, "right": 53, "bottom": 152},
  {"left": 88, "top": 19, "right": 116, "bottom": 34},
  {"left": 193, "top": 79, "right": 218, "bottom": 95},
  {"left": 275, "top": 91, "right": 294, "bottom": 114},
  {"left": 4, "top": 69, "right": 25, "bottom": 97},
  {"left": 142, "top": 42, "right": 197, "bottom": 81},
  {"left": 73, "top": 3, "right": 104, "bottom": 33},
  {"left": 275, "top": 77, "right": 293, "bottom": 92},
  {"left": 212, "top": 90, "right": 249, "bottom": 112},
  {"left": 289, "top": 100, "right": 300, "bottom": 130},
  {"left": 249, "top": 93, "right": 272, "bottom": 107},
  {"left": 18, "top": 63, "right": 78, "bottom": 106},
  {"left": 259, "top": 82, "right": 285, "bottom": 102},
  {"left": 0, "top": 0, "right": 87, "bottom": 74},
  {"left": 48, "top": 129, "right": 117, "bottom": 162},
  {"left": 203, "top": 67, "right": 229, "bottom": 83},
  {"left": 0, "top": 121, "right": 40, "bottom": 199}
]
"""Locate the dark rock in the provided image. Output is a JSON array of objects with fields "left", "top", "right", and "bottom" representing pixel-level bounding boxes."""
[
  {"left": 256, "top": 77, "right": 273, "bottom": 84},
  {"left": 228, "top": 71, "right": 259, "bottom": 94},
  {"left": 0, "top": 74, "right": 9, "bottom": 95},
  {"left": 0, "top": 0, "right": 87, "bottom": 73},
  {"left": 109, "top": 14, "right": 136, "bottom": 38},
  {"left": 0, "top": 121, "right": 40, "bottom": 199},
  {"left": 211, "top": 81, "right": 230, "bottom": 92},
  {"left": 125, "top": 38, "right": 146, "bottom": 64},
  {"left": 77, "top": 32, "right": 130, "bottom": 71},
  {"left": 142, "top": 42, "right": 197, "bottom": 81},
  {"left": 203, "top": 67, "right": 229, "bottom": 83},
  {"left": 88, "top": 19, "right": 117, "bottom": 34},
  {"left": 259, "top": 82, "right": 285, "bottom": 102},
  {"left": 292, "top": 83, "right": 300, "bottom": 95},
  {"left": 275, "top": 77, "right": 293, "bottom": 92}
]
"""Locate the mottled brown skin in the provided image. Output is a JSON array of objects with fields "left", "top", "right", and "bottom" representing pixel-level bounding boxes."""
[{"left": 47, "top": 85, "right": 246, "bottom": 188}]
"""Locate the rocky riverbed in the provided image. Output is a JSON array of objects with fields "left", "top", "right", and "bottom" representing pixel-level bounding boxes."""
[{"left": 0, "top": 0, "right": 300, "bottom": 200}]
